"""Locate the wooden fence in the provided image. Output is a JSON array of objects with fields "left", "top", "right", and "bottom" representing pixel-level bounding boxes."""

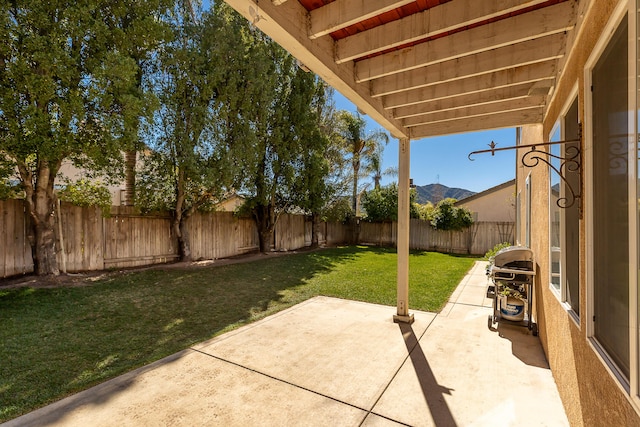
[
  {"left": 0, "top": 199, "right": 514, "bottom": 278},
  {"left": 0, "top": 199, "right": 32, "bottom": 278},
  {"left": 358, "top": 219, "right": 514, "bottom": 255}
]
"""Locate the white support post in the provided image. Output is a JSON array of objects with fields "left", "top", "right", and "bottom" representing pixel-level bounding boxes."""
[{"left": 394, "top": 137, "right": 414, "bottom": 324}]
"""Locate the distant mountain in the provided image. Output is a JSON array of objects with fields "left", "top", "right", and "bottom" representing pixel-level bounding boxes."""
[{"left": 414, "top": 183, "right": 475, "bottom": 204}]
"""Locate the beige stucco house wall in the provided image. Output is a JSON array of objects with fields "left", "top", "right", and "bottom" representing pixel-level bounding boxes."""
[
  {"left": 516, "top": 1, "right": 640, "bottom": 424},
  {"left": 454, "top": 180, "right": 515, "bottom": 222},
  {"left": 57, "top": 160, "right": 126, "bottom": 206}
]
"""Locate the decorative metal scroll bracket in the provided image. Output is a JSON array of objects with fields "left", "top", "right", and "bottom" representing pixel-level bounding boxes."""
[{"left": 468, "top": 128, "right": 582, "bottom": 211}]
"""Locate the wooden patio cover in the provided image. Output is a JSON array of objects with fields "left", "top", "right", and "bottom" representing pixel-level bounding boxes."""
[{"left": 222, "top": 0, "right": 581, "bottom": 321}]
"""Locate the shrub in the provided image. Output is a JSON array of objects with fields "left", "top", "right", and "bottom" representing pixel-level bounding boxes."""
[
  {"left": 430, "top": 198, "right": 474, "bottom": 231},
  {"left": 484, "top": 242, "right": 512, "bottom": 261},
  {"left": 58, "top": 179, "right": 112, "bottom": 216},
  {"left": 360, "top": 183, "right": 419, "bottom": 222}
]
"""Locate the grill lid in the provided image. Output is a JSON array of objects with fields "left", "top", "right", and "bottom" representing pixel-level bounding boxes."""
[{"left": 493, "top": 246, "right": 534, "bottom": 268}]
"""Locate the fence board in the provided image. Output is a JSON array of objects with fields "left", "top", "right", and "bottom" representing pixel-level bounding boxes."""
[{"left": 0, "top": 200, "right": 32, "bottom": 278}]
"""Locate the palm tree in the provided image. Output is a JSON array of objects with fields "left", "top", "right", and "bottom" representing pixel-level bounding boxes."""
[
  {"left": 367, "top": 144, "right": 398, "bottom": 190},
  {"left": 336, "top": 111, "right": 389, "bottom": 215}
]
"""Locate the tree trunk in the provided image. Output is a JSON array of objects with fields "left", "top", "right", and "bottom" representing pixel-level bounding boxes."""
[
  {"left": 124, "top": 150, "right": 136, "bottom": 206},
  {"left": 352, "top": 161, "right": 359, "bottom": 215},
  {"left": 34, "top": 216, "right": 59, "bottom": 275},
  {"left": 311, "top": 213, "right": 320, "bottom": 248},
  {"left": 172, "top": 213, "right": 193, "bottom": 262},
  {"left": 18, "top": 159, "right": 61, "bottom": 276},
  {"left": 173, "top": 168, "right": 192, "bottom": 262},
  {"left": 254, "top": 203, "right": 275, "bottom": 253}
]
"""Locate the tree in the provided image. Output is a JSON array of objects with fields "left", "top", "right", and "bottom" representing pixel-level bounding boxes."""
[
  {"left": 361, "top": 183, "right": 419, "bottom": 222},
  {"left": 0, "top": 1, "right": 160, "bottom": 275},
  {"left": 220, "top": 9, "right": 330, "bottom": 253},
  {"left": 430, "top": 198, "right": 474, "bottom": 231},
  {"left": 137, "top": 4, "right": 233, "bottom": 261},
  {"left": 368, "top": 144, "right": 397, "bottom": 190},
  {"left": 103, "top": 1, "right": 172, "bottom": 206},
  {"left": 290, "top": 82, "right": 333, "bottom": 247},
  {"left": 336, "top": 111, "right": 389, "bottom": 215}
]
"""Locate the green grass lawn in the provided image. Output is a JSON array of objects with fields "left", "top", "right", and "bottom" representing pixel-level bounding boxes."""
[{"left": 0, "top": 246, "right": 477, "bottom": 422}]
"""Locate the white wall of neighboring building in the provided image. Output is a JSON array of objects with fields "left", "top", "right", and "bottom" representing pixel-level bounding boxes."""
[
  {"left": 57, "top": 160, "right": 126, "bottom": 206},
  {"left": 455, "top": 180, "right": 515, "bottom": 222}
]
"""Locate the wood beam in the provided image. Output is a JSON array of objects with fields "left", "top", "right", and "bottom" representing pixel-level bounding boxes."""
[
  {"left": 383, "top": 61, "right": 556, "bottom": 109},
  {"left": 336, "top": 0, "right": 551, "bottom": 63},
  {"left": 224, "top": 0, "right": 408, "bottom": 138},
  {"left": 410, "top": 109, "right": 543, "bottom": 139},
  {"left": 371, "top": 33, "right": 565, "bottom": 98},
  {"left": 393, "top": 137, "right": 413, "bottom": 324},
  {"left": 392, "top": 83, "right": 542, "bottom": 119},
  {"left": 309, "top": 0, "right": 414, "bottom": 40},
  {"left": 355, "top": 1, "right": 575, "bottom": 82},
  {"left": 402, "top": 97, "right": 546, "bottom": 127}
]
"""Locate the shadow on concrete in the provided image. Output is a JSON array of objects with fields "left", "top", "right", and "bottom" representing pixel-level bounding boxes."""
[
  {"left": 496, "top": 324, "right": 550, "bottom": 369},
  {"left": 398, "top": 323, "right": 458, "bottom": 427}
]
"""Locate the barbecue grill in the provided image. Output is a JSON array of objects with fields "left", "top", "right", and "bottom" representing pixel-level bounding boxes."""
[{"left": 487, "top": 246, "right": 537, "bottom": 335}]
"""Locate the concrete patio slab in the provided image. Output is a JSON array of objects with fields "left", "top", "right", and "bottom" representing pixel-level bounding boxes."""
[
  {"left": 193, "top": 297, "right": 436, "bottom": 410},
  {"left": 3, "top": 261, "right": 568, "bottom": 427}
]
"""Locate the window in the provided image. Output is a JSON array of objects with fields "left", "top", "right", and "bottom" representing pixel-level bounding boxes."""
[
  {"left": 590, "top": 14, "right": 629, "bottom": 381},
  {"left": 525, "top": 174, "right": 531, "bottom": 248},
  {"left": 564, "top": 98, "right": 581, "bottom": 318},
  {"left": 549, "top": 125, "right": 561, "bottom": 293},
  {"left": 515, "top": 192, "right": 521, "bottom": 246},
  {"left": 548, "top": 95, "right": 581, "bottom": 318}
]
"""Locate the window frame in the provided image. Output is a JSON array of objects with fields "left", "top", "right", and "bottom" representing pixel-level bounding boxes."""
[
  {"left": 583, "top": 0, "right": 637, "bottom": 404},
  {"left": 548, "top": 87, "right": 580, "bottom": 325}
]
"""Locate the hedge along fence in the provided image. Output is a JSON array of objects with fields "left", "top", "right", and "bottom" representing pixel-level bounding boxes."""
[{"left": 0, "top": 199, "right": 514, "bottom": 279}]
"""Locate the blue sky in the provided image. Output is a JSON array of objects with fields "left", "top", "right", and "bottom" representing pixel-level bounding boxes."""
[{"left": 333, "top": 92, "right": 517, "bottom": 194}]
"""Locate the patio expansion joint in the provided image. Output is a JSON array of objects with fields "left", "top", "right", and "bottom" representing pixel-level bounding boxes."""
[{"left": 189, "top": 347, "right": 383, "bottom": 421}]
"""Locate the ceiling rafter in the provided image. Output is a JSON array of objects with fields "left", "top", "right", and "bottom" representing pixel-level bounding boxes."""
[
  {"left": 309, "top": 0, "right": 414, "bottom": 40},
  {"left": 355, "top": 0, "right": 575, "bottom": 82},
  {"left": 383, "top": 61, "right": 557, "bottom": 109},
  {"left": 392, "top": 83, "right": 539, "bottom": 119},
  {"left": 370, "top": 33, "right": 566, "bottom": 98},
  {"left": 335, "top": 0, "right": 552, "bottom": 64},
  {"left": 402, "top": 97, "right": 547, "bottom": 128},
  {"left": 409, "top": 109, "right": 544, "bottom": 139}
]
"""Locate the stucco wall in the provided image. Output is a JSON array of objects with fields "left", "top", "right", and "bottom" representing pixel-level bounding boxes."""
[
  {"left": 522, "top": 0, "right": 640, "bottom": 425},
  {"left": 456, "top": 183, "right": 515, "bottom": 222}
]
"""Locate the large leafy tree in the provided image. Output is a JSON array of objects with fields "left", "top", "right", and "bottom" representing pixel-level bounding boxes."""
[
  {"left": 336, "top": 111, "right": 389, "bottom": 216},
  {"left": 290, "top": 81, "right": 333, "bottom": 247},
  {"left": 0, "top": 1, "right": 166, "bottom": 275},
  {"left": 104, "top": 1, "right": 172, "bottom": 206},
  {"left": 361, "top": 183, "right": 419, "bottom": 222},
  {"left": 137, "top": 4, "right": 238, "bottom": 261},
  {"left": 222, "top": 12, "right": 330, "bottom": 253}
]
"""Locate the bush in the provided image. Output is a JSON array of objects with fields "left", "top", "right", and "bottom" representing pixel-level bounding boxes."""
[
  {"left": 321, "top": 198, "right": 353, "bottom": 222},
  {"left": 430, "top": 198, "right": 474, "bottom": 231},
  {"left": 58, "top": 179, "right": 112, "bottom": 216},
  {"left": 360, "top": 183, "right": 419, "bottom": 222},
  {"left": 484, "top": 242, "right": 512, "bottom": 261}
]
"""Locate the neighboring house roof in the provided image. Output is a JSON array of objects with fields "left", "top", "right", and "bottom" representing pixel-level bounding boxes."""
[{"left": 454, "top": 179, "right": 516, "bottom": 205}]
